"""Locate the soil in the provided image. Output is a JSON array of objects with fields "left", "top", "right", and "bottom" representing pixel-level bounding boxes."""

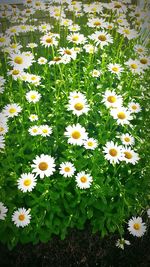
[{"left": 0, "top": 224, "right": 150, "bottom": 267}]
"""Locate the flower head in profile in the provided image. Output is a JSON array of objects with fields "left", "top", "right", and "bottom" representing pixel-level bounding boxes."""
[
  {"left": 116, "top": 238, "right": 130, "bottom": 250},
  {"left": 0, "top": 202, "right": 8, "bottom": 220},
  {"left": 128, "top": 217, "right": 146, "bottom": 237}
]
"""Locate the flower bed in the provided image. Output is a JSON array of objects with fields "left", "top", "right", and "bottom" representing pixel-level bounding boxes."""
[{"left": 0, "top": 0, "right": 149, "bottom": 250}]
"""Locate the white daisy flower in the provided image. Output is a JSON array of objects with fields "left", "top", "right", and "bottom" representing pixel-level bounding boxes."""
[
  {"left": 26, "top": 90, "right": 41, "bottom": 103},
  {"left": 128, "top": 102, "right": 141, "bottom": 113},
  {"left": 58, "top": 47, "right": 77, "bottom": 60},
  {"left": 125, "top": 59, "right": 143, "bottom": 74},
  {"left": 17, "top": 173, "right": 37, "bottom": 193},
  {"left": 39, "top": 23, "right": 51, "bottom": 33},
  {"left": 64, "top": 123, "right": 88, "bottom": 146},
  {"left": 27, "top": 43, "right": 38, "bottom": 49},
  {"left": 12, "top": 208, "right": 31, "bottom": 228},
  {"left": 90, "top": 30, "right": 113, "bottom": 48},
  {"left": 40, "top": 34, "right": 58, "bottom": 47},
  {"left": 9, "top": 53, "right": 34, "bottom": 70},
  {"left": 134, "top": 45, "right": 148, "bottom": 56},
  {"left": 83, "top": 44, "right": 98, "bottom": 54},
  {"left": 67, "top": 33, "right": 86, "bottom": 45},
  {"left": 103, "top": 141, "right": 124, "bottom": 164},
  {"left": 139, "top": 57, "right": 150, "bottom": 69},
  {"left": 0, "top": 202, "right": 8, "bottom": 220},
  {"left": 83, "top": 138, "right": 98, "bottom": 150},
  {"left": 68, "top": 91, "right": 86, "bottom": 101},
  {"left": 75, "top": 171, "right": 93, "bottom": 189},
  {"left": 31, "top": 154, "right": 56, "bottom": 179},
  {"left": 108, "top": 63, "right": 123, "bottom": 76},
  {"left": 128, "top": 217, "right": 146, "bottom": 237},
  {"left": 59, "top": 162, "right": 76, "bottom": 178},
  {"left": 122, "top": 147, "right": 140, "bottom": 165},
  {"left": 29, "top": 114, "right": 38, "bottom": 122},
  {"left": 67, "top": 98, "right": 89, "bottom": 117},
  {"left": 120, "top": 133, "right": 135, "bottom": 146},
  {"left": 3, "top": 103, "right": 22, "bottom": 118},
  {"left": 91, "top": 69, "right": 101, "bottom": 77},
  {"left": 8, "top": 69, "right": 23, "bottom": 80},
  {"left": 28, "top": 125, "right": 41, "bottom": 136},
  {"left": 27, "top": 74, "right": 41, "bottom": 86},
  {"left": 0, "top": 35, "right": 10, "bottom": 47},
  {"left": 39, "top": 125, "right": 52, "bottom": 137},
  {"left": 38, "top": 57, "right": 47, "bottom": 65},
  {"left": 0, "top": 121, "right": 8, "bottom": 135},
  {"left": 87, "top": 18, "right": 106, "bottom": 28},
  {"left": 49, "top": 56, "right": 69, "bottom": 65},
  {"left": 118, "top": 27, "right": 138, "bottom": 40},
  {"left": 102, "top": 90, "right": 123, "bottom": 108},
  {"left": 116, "top": 238, "right": 130, "bottom": 250},
  {"left": 68, "top": 24, "right": 80, "bottom": 32},
  {"left": 110, "top": 107, "right": 133, "bottom": 125}
]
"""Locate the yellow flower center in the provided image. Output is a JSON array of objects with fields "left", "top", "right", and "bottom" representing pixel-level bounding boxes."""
[
  {"left": 98, "top": 35, "right": 106, "bottom": 41},
  {"left": 46, "top": 38, "right": 53, "bottom": 43},
  {"left": 42, "top": 129, "right": 48, "bottom": 133},
  {"left": 42, "top": 25, "right": 47, "bottom": 29},
  {"left": 124, "top": 151, "right": 132, "bottom": 159},
  {"left": 132, "top": 105, "right": 137, "bottom": 110},
  {"left": 31, "top": 76, "right": 36, "bottom": 80},
  {"left": 53, "top": 57, "right": 61, "bottom": 62},
  {"left": 114, "top": 3, "right": 122, "bottom": 8},
  {"left": 123, "top": 29, "right": 130, "bottom": 34},
  {"left": 108, "top": 25, "right": 113, "bottom": 29},
  {"left": 109, "top": 148, "right": 118, "bottom": 157},
  {"left": 11, "top": 44, "right": 17, "bottom": 48},
  {"left": 19, "top": 214, "right": 25, "bottom": 221},
  {"left": 10, "top": 29, "right": 17, "bottom": 33},
  {"left": 31, "top": 95, "right": 36, "bottom": 100},
  {"left": 64, "top": 49, "right": 72, "bottom": 55},
  {"left": 71, "top": 130, "right": 81, "bottom": 139},
  {"left": 80, "top": 176, "right": 87, "bottom": 183},
  {"left": 107, "top": 96, "right": 116, "bottom": 103},
  {"left": 33, "top": 128, "right": 37, "bottom": 133},
  {"left": 24, "top": 179, "right": 31, "bottom": 186},
  {"left": 64, "top": 167, "right": 70, "bottom": 172},
  {"left": 94, "top": 21, "right": 101, "bottom": 26},
  {"left": 14, "top": 56, "right": 23, "bottom": 64},
  {"left": 9, "top": 108, "right": 16, "bottom": 114},
  {"left": 38, "top": 162, "right": 48, "bottom": 171},
  {"left": 0, "top": 37, "right": 5, "bottom": 42},
  {"left": 137, "top": 48, "right": 143, "bottom": 52},
  {"left": 87, "top": 141, "right": 94, "bottom": 147},
  {"left": 133, "top": 223, "right": 140, "bottom": 230},
  {"left": 140, "top": 58, "right": 147, "bottom": 64},
  {"left": 130, "top": 63, "right": 138, "bottom": 69},
  {"left": 72, "top": 36, "right": 79, "bottom": 42},
  {"left": 27, "top": 0, "right": 32, "bottom": 3},
  {"left": 0, "top": 126, "right": 4, "bottom": 132},
  {"left": 74, "top": 103, "right": 84, "bottom": 111},
  {"left": 12, "top": 70, "right": 20, "bottom": 75},
  {"left": 117, "top": 112, "right": 126, "bottom": 119},
  {"left": 21, "top": 26, "right": 26, "bottom": 30},
  {"left": 112, "top": 66, "right": 119, "bottom": 72},
  {"left": 124, "top": 137, "right": 130, "bottom": 142}
]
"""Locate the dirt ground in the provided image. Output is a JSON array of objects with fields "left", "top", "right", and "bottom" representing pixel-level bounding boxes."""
[{"left": 0, "top": 224, "right": 150, "bottom": 267}]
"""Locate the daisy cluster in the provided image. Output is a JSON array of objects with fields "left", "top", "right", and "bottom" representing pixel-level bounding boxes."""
[{"left": 0, "top": 0, "right": 149, "bottom": 247}]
